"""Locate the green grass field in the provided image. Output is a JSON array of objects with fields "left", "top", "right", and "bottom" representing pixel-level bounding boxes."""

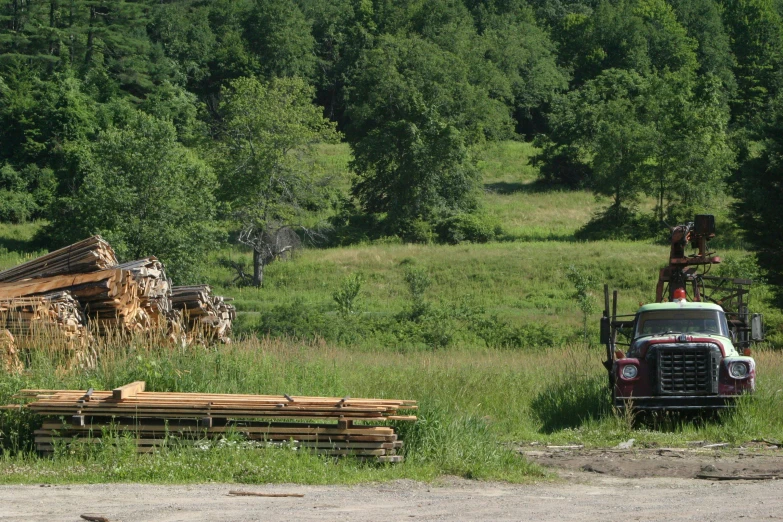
[{"left": 0, "top": 141, "right": 781, "bottom": 484}]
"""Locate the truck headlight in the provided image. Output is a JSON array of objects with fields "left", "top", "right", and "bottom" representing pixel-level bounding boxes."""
[
  {"left": 621, "top": 365, "right": 638, "bottom": 379},
  {"left": 728, "top": 362, "right": 749, "bottom": 379}
]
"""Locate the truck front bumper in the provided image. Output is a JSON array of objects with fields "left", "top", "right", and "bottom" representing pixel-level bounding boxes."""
[{"left": 613, "top": 395, "right": 739, "bottom": 410}]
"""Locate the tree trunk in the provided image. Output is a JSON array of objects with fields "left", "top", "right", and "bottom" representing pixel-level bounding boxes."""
[
  {"left": 85, "top": 5, "right": 95, "bottom": 65},
  {"left": 252, "top": 249, "right": 265, "bottom": 288}
]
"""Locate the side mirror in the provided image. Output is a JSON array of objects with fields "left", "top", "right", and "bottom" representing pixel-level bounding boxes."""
[
  {"left": 751, "top": 313, "right": 765, "bottom": 341},
  {"left": 600, "top": 316, "right": 610, "bottom": 345}
]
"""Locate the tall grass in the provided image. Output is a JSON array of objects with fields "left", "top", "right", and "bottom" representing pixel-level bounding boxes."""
[{"left": 2, "top": 334, "right": 783, "bottom": 483}]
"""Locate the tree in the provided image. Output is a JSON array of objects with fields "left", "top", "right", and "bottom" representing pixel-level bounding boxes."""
[
  {"left": 722, "top": 0, "right": 783, "bottom": 128},
  {"left": 643, "top": 74, "right": 734, "bottom": 223},
  {"left": 476, "top": 6, "right": 569, "bottom": 134},
  {"left": 670, "top": 0, "right": 737, "bottom": 99},
  {"left": 553, "top": 0, "right": 698, "bottom": 87},
  {"left": 244, "top": 0, "right": 316, "bottom": 80},
  {"left": 548, "top": 69, "right": 654, "bottom": 219},
  {"left": 733, "top": 96, "right": 783, "bottom": 292},
  {"left": 547, "top": 68, "right": 734, "bottom": 234},
  {"left": 344, "top": 34, "right": 512, "bottom": 236},
  {"left": 44, "top": 109, "right": 218, "bottom": 281},
  {"left": 216, "top": 76, "right": 340, "bottom": 287}
]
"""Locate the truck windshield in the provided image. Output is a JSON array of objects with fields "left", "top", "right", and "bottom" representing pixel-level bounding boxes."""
[{"left": 635, "top": 309, "right": 728, "bottom": 338}]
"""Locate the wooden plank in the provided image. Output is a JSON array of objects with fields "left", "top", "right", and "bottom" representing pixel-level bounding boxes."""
[{"left": 112, "top": 381, "right": 146, "bottom": 400}]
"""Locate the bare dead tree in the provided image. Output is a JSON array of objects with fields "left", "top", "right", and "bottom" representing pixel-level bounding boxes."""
[{"left": 239, "top": 221, "right": 327, "bottom": 287}]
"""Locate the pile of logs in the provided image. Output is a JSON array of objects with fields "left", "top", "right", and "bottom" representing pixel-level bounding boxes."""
[
  {"left": 0, "top": 237, "right": 235, "bottom": 358},
  {"left": 172, "top": 285, "right": 236, "bottom": 343},
  {"left": 0, "top": 329, "right": 21, "bottom": 374},
  {"left": 19, "top": 382, "right": 417, "bottom": 462},
  {"left": 0, "top": 291, "right": 86, "bottom": 339}
]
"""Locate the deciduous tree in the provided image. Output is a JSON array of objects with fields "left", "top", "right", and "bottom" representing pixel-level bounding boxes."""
[
  {"left": 44, "top": 109, "right": 218, "bottom": 281},
  {"left": 216, "top": 76, "right": 340, "bottom": 287}
]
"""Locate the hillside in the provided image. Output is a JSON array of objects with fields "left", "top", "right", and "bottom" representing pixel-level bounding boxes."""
[{"left": 190, "top": 142, "right": 779, "bottom": 347}]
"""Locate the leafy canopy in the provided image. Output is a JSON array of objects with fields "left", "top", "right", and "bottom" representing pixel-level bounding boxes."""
[
  {"left": 45, "top": 110, "right": 218, "bottom": 281},
  {"left": 345, "top": 34, "right": 512, "bottom": 233}
]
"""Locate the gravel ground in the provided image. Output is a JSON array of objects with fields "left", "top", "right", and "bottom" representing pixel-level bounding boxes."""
[{"left": 3, "top": 474, "right": 783, "bottom": 522}]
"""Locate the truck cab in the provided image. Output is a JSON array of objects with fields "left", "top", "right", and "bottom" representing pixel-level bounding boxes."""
[{"left": 611, "top": 302, "right": 756, "bottom": 410}]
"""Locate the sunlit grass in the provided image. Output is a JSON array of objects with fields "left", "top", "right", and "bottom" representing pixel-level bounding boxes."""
[{"left": 2, "top": 336, "right": 783, "bottom": 483}]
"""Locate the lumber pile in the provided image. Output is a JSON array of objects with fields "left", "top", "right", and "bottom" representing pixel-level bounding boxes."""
[
  {"left": 0, "top": 269, "right": 148, "bottom": 333},
  {"left": 0, "top": 236, "right": 116, "bottom": 283},
  {"left": 172, "top": 285, "right": 235, "bottom": 343},
  {"left": 1, "top": 329, "right": 21, "bottom": 374},
  {"left": 19, "top": 382, "right": 417, "bottom": 462},
  {"left": 115, "top": 258, "right": 173, "bottom": 328},
  {"left": 0, "top": 291, "right": 93, "bottom": 367},
  {"left": 0, "top": 291, "right": 86, "bottom": 339},
  {"left": 0, "top": 237, "right": 235, "bottom": 345}
]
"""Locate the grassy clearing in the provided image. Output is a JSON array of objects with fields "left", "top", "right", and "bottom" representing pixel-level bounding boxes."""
[{"left": 211, "top": 240, "right": 780, "bottom": 342}]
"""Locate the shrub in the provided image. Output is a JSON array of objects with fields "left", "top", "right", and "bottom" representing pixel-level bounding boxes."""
[
  {"left": 434, "top": 212, "right": 501, "bottom": 244},
  {"left": 333, "top": 273, "right": 364, "bottom": 317},
  {"left": 472, "top": 315, "right": 564, "bottom": 349}
]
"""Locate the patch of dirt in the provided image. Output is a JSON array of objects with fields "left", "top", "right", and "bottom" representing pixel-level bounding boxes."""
[{"left": 520, "top": 442, "right": 783, "bottom": 479}]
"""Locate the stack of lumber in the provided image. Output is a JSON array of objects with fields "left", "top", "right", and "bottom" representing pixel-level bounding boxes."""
[
  {"left": 0, "top": 291, "right": 86, "bottom": 339},
  {"left": 0, "top": 238, "right": 235, "bottom": 342},
  {"left": 19, "top": 382, "right": 417, "bottom": 462},
  {"left": 0, "top": 236, "right": 116, "bottom": 283},
  {"left": 114, "top": 258, "right": 172, "bottom": 328},
  {"left": 1, "top": 329, "right": 21, "bottom": 374},
  {"left": 171, "top": 285, "right": 236, "bottom": 343},
  {"left": 0, "top": 269, "right": 147, "bottom": 333}
]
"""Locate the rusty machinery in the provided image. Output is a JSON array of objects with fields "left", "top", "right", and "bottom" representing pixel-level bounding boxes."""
[{"left": 654, "top": 214, "right": 758, "bottom": 347}]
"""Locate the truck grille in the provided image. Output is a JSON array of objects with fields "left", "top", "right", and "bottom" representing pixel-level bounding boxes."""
[{"left": 649, "top": 344, "right": 721, "bottom": 395}]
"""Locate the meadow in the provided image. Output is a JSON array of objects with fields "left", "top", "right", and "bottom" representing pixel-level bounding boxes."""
[{"left": 1, "top": 142, "right": 781, "bottom": 484}]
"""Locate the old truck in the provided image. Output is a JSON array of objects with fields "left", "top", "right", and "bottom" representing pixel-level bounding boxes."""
[{"left": 602, "top": 215, "right": 765, "bottom": 410}]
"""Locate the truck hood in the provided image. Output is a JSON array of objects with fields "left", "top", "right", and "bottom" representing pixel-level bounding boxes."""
[{"left": 630, "top": 334, "right": 737, "bottom": 358}]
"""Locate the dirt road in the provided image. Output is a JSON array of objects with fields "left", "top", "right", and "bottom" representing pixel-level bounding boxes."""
[{"left": 4, "top": 448, "right": 783, "bottom": 521}]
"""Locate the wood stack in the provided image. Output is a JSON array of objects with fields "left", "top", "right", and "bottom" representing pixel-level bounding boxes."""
[
  {"left": 0, "top": 291, "right": 87, "bottom": 339},
  {"left": 0, "top": 269, "right": 147, "bottom": 333},
  {"left": 19, "top": 382, "right": 417, "bottom": 462},
  {"left": 114, "top": 258, "right": 173, "bottom": 328},
  {"left": 0, "top": 236, "right": 116, "bottom": 283},
  {"left": 0, "top": 329, "right": 21, "bottom": 374},
  {"left": 0, "top": 238, "right": 235, "bottom": 344},
  {"left": 171, "top": 285, "right": 236, "bottom": 343}
]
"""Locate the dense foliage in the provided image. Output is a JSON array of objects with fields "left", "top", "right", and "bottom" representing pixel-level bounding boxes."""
[{"left": 0, "top": 0, "right": 781, "bottom": 287}]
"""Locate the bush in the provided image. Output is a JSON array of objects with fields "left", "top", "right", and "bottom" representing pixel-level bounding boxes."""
[
  {"left": 398, "top": 218, "right": 435, "bottom": 244},
  {"left": 472, "top": 315, "right": 564, "bottom": 349},
  {"left": 0, "top": 164, "right": 55, "bottom": 223},
  {"left": 575, "top": 205, "right": 659, "bottom": 241},
  {"left": 532, "top": 141, "right": 592, "bottom": 188},
  {"left": 255, "top": 298, "right": 336, "bottom": 340},
  {"left": 434, "top": 212, "right": 502, "bottom": 244},
  {"left": 0, "top": 190, "right": 37, "bottom": 223},
  {"left": 333, "top": 273, "right": 364, "bottom": 316}
]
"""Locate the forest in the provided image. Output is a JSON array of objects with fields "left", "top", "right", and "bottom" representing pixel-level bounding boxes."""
[{"left": 0, "top": 0, "right": 781, "bottom": 294}]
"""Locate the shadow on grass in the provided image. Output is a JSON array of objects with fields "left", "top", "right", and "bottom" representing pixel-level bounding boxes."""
[
  {"left": 530, "top": 375, "right": 611, "bottom": 433},
  {"left": 484, "top": 181, "right": 557, "bottom": 194},
  {"left": 0, "top": 236, "right": 41, "bottom": 254},
  {"left": 501, "top": 232, "right": 578, "bottom": 243},
  {"left": 0, "top": 222, "right": 47, "bottom": 254}
]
